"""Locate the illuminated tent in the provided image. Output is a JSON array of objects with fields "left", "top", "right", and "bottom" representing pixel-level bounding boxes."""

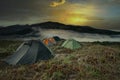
[
  {"left": 43, "top": 38, "right": 56, "bottom": 46},
  {"left": 61, "top": 39, "right": 81, "bottom": 50},
  {"left": 5, "top": 40, "right": 54, "bottom": 65}
]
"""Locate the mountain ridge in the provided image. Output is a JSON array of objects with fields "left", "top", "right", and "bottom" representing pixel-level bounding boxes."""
[
  {"left": 30, "top": 21, "right": 120, "bottom": 35},
  {"left": 0, "top": 21, "right": 120, "bottom": 36}
]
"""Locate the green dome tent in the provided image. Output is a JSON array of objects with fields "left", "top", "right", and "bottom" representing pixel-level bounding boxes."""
[
  {"left": 61, "top": 39, "right": 81, "bottom": 50},
  {"left": 5, "top": 40, "right": 54, "bottom": 65}
]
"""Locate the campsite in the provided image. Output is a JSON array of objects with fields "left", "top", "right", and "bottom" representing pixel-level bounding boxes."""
[
  {"left": 0, "top": 39, "right": 120, "bottom": 80},
  {"left": 0, "top": 0, "right": 120, "bottom": 80}
]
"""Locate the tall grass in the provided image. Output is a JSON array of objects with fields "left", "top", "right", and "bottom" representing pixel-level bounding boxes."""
[
  {"left": 0, "top": 40, "right": 120, "bottom": 80},
  {"left": 0, "top": 40, "right": 22, "bottom": 58}
]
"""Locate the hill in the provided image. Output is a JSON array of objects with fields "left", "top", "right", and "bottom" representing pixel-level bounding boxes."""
[
  {"left": 0, "top": 21, "right": 120, "bottom": 36},
  {"left": 0, "top": 40, "right": 120, "bottom": 80},
  {"left": 0, "top": 25, "right": 33, "bottom": 36},
  {"left": 31, "top": 21, "right": 120, "bottom": 35}
]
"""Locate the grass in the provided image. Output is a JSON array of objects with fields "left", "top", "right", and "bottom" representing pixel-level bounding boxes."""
[
  {"left": 0, "top": 40, "right": 120, "bottom": 80},
  {"left": 0, "top": 40, "right": 22, "bottom": 58}
]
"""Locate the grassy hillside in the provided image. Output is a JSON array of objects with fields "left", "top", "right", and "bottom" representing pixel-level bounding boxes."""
[
  {"left": 0, "top": 40, "right": 22, "bottom": 59},
  {"left": 0, "top": 40, "right": 120, "bottom": 80}
]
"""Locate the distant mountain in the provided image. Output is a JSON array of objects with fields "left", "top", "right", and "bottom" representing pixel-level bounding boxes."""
[
  {"left": 0, "top": 25, "right": 33, "bottom": 36},
  {"left": 31, "top": 21, "right": 120, "bottom": 35},
  {"left": 0, "top": 21, "right": 120, "bottom": 36}
]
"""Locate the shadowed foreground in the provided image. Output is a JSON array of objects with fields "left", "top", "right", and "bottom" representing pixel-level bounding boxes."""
[{"left": 0, "top": 40, "right": 120, "bottom": 80}]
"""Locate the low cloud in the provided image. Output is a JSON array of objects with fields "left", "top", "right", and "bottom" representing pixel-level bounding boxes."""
[{"left": 50, "top": 0, "right": 66, "bottom": 7}]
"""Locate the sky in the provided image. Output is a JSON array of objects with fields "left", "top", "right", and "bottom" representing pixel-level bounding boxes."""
[{"left": 0, "top": 0, "right": 120, "bottom": 30}]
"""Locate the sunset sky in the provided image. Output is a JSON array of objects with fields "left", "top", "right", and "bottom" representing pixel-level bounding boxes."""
[{"left": 0, "top": 0, "right": 120, "bottom": 30}]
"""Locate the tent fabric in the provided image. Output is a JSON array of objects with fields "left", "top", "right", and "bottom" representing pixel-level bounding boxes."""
[
  {"left": 53, "top": 36, "right": 61, "bottom": 41},
  {"left": 5, "top": 40, "right": 54, "bottom": 65},
  {"left": 61, "top": 39, "right": 81, "bottom": 50}
]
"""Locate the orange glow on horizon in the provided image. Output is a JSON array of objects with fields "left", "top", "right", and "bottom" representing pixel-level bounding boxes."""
[
  {"left": 51, "top": 4, "right": 98, "bottom": 25},
  {"left": 69, "top": 17, "right": 88, "bottom": 24}
]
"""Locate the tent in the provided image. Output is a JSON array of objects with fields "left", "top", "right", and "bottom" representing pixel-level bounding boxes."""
[
  {"left": 5, "top": 40, "right": 54, "bottom": 65},
  {"left": 61, "top": 39, "right": 81, "bottom": 50},
  {"left": 53, "top": 36, "right": 61, "bottom": 41},
  {"left": 43, "top": 38, "right": 56, "bottom": 46}
]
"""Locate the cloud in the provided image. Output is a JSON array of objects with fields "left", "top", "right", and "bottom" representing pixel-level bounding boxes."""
[
  {"left": 50, "top": 0, "right": 66, "bottom": 7},
  {"left": 0, "top": 0, "right": 52, "bottom": 25},
  {"left": 67, "top": 13, "right": 104, "bottom": 21}
]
